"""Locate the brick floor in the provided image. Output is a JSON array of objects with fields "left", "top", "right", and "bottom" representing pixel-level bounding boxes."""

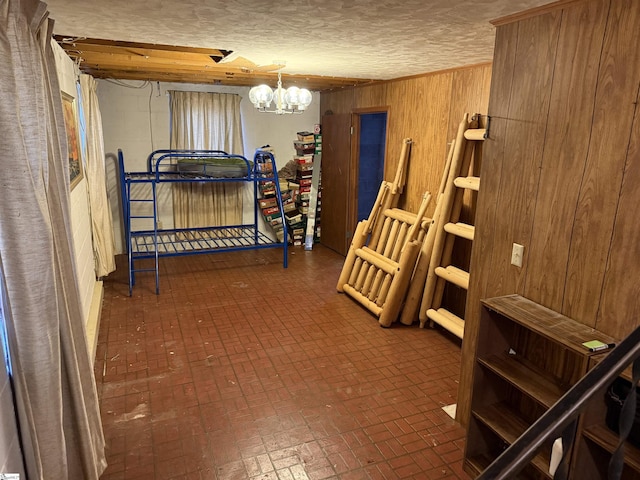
[{"left": 96, "top": 245, "right": 470, "bottom": 480}]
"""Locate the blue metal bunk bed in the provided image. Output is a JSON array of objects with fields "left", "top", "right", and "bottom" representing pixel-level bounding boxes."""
[{"left": 118, "top": 149, "right": 288, "bottom": 295}]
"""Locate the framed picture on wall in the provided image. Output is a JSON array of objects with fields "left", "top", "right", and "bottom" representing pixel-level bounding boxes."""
[{"left": 61, "top": 92, "right": 83, "bottom": 190}]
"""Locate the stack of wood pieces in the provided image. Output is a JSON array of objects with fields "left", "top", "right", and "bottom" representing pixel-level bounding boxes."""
[{"left": 336, "top": 138, "right": 433, "bottom": 327}]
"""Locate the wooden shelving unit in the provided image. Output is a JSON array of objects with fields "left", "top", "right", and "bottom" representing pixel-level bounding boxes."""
[
  {"left": 570, "top": 360, "right": 640, "bottom": 479},
  {"left": 464, "top": 294, "right": 617, "bottom": 479}
]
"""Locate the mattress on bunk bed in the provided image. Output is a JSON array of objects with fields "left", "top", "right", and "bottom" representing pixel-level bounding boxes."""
[{"left": 176, "top": 157, "right": 253, "bottom": 178}]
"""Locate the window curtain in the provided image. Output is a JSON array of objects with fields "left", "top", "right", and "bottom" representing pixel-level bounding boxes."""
[
  {"left": 79, "top": 74, "right": 116, "bottom": 278},
  {"left": 0, "top": 1, "right": 107, "bottom": 479},
  {"left": 169, "top": 91, "right": 244, "bottom": 228}
]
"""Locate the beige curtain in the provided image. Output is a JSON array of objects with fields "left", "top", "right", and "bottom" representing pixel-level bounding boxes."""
[
  {"left": 169, "top": 90, "right": 244, "bottom": 228},
  {"left": 0, "top": 1, "right": 107, "bottom": 479},
  {"left": 79, "top": 74, "right": 116, "bottom": 277}
]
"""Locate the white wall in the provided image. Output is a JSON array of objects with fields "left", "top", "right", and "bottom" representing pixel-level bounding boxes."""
[
  {"left": 52, "top": 42, "right": 102, "bottom": 357},
  {"left": 97, "top": 80, "right": 321, "bottom": 252}
]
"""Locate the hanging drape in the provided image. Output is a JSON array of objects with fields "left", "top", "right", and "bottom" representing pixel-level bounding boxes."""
[
  {"left": 0, "top": 1, "right": 107, "bottom": 478},
  {"left": 79, "top": 74, "right": 116, "bottom": 278},
  {"left": 169, "top": 90, "right": 245, "bottom": 228}
]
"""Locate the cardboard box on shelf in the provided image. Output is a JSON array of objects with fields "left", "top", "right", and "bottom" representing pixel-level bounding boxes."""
[
  {"left": 283, "top": 202, "right": 297, "bottom": 213},
  {"left": 297, "top": 163, "right": 314, "bottom": 172},
  {"left": 297, "top": 131, "right": 315, "bottom": 142},
  {"left": 265, "top": 212, "right": 282, "bottom": 223},
  {"left": 258, "top": 197, "right": 278, "bottom": 209},
  {"left": 262, "top": 206, "right": 279, "bottom": 216},
  {"left": 285, "top": 210, "right": 303, "bottom": 225}
]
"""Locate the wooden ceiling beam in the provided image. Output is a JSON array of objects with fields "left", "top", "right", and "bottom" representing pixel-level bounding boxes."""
[
  {"left": 84, "top": 66, "right": 369, "bottom": 90},
  {"left": 62, "top": 45, "right": 220, "bottom": 63},
  {"left": 55, "top": 36, "right": 374, "bottom": 90},
  {"left": 78, "top": 59, "right": 356, "bottom": 84},
  {"left": 54, "top": 36, "right": 230, "bottom": 57},
  {"left": 64, "top": 50, "right": 237, "bottom": 71}
]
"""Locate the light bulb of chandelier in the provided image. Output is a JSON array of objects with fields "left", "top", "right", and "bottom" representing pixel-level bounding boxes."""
[
  {"left": 284, "top": 86, "right": 300, "bottom": 109},
  {"left": 249, "top": 85, "right": 273, "bottom": 108},
  {"left": 297, "top": 89, "right": 312, "bottom": 110}
]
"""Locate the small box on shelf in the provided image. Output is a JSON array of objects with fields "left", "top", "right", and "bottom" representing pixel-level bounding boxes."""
[
  {"left": 297, "top": 131, "right": 315, "bottom": 142},
  {"left": 285, "top": 210, "right": 303, "bottom": 226},
  {"left": 258, "top": 197, "right": 278, "bottom": 209},
  {"left": 295, "top": 155, "right": 314, "bottom": 164},
  {"left": 294, "top": 141, "right": 315, "bottom": 155}
]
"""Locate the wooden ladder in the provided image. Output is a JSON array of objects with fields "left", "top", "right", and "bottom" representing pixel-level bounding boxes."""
[{"left": 418, "top": 118, "right": 486, "bottom": 338}]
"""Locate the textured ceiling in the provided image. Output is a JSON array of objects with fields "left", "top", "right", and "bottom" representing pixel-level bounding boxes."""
[{"left": 46, "top": 0, "right": 553, "bottom": 81}]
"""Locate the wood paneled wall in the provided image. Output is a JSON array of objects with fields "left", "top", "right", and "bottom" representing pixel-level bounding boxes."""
[
  {"left": 320, "top": 63, "right": 492, "bottom": 218},
  {"left": 458, "top": 0, "right": 640, "bottom": 426}
]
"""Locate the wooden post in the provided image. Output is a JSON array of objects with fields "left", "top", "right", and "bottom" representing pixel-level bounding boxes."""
[
  {"left": 354, "top": 259, "right": 370, "bottom": 291},
  {"left": 382, "top": 218, "right": 401, "bottom": 259},
  {"left": 404, "top": 192, "right": 432, "bottom": 245},
  {"left": 379, "top": 241, "right": 421, "bottom": 327},
  {"left": 436, "top": 139, "right": 456, "bottom": 203},
  {"left": 368, "top": 269, "right": 386, "bottom": 301},
  {"left": 336, "top": 220, "right": 368, "bottom": 292},
  {"left": 390, "top": 222, "right": 409, "bottom": 261},
  {"left": 390, "top": 138, "right": 412, "bottom": 194},
  {"left": 398, "top": 125, "right": 465, "bottom": 325},
  {"left": 361, "top": 264, "right": 378, "bottom": 297},
  {"left": 376, "top": 274, "right": 393, "bottom": 307},
  {"left": 398, "top": 204, "right": 442, "bottom": 325},
  {"left": 364, "top": 182, "right": 390, "bottom": 237},
  {"left": 377, "top": 216, "right": 394, "bottom": 255},
  {"left": 369, "top": 138, "right": 412, "bottom": 247}
]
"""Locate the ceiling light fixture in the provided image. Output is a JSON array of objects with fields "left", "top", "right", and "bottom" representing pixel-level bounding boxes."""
[{"left": 249, "top": 70, "right": 312, "bottom": 115}]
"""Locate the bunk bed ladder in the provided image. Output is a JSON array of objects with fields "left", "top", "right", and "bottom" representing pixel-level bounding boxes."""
[
  {"left": 127, "top": 181, "right": 160, "bottom": 295},
  {"left": 119, "top": 149, "right": 160, "bottom": 296}
]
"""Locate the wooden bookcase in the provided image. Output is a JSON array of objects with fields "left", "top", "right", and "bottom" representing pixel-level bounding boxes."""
[
  {"left": 464, "top": 294, "right": 617, "bottom": 479},
  {"left": 570, "top": 360, "right": 640, "bottom": 480}
]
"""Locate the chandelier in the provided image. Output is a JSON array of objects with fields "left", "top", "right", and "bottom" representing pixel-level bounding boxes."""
[{"left": 249, "top": 71, "right": 312, "bottom": 115}]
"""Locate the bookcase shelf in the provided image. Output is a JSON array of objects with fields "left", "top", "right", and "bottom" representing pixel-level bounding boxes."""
[
  {"left": 570, "top": 356, "right": 640, "bottom": 479},
  {"left": 464, "top": 294, "right": 617, "bottom": 479},
  {"left": 477, "top": 354, "right": 567, "bottom": 409},
  {"left": 472, "top": 402, "right": 552, "bottom": 476},
  {"left": 582, "top": 425, "right": 640, "bottom": 472}
]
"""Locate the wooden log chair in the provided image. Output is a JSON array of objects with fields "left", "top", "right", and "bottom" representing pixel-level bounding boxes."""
[{"left": 337, "top": 193, "right": 431, "bottom": 327}]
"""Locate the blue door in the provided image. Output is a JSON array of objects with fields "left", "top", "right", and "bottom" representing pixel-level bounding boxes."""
[{"left": 357, "top": 113, "right": 387, "bottom": 222}]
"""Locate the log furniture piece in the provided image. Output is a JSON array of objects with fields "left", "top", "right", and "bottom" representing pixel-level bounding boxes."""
[
  {"left": 400, "top": 113, "right": 485, "bottom": 330},
  {"left": 419, "top": 119, "right": 484, "bottom": 338},
  {"left": 367, "top": 138, "right": 412, "bottom": 250},
  {"left": 338, "top": 193, "right": 431, "bottom": 327},
  {"left": 398, "top": 137, "right": 455, "bottom": 325},
  {"left": 336, "top": 137, "right": 414, "bottom": 296},
  {"left": 464, "top": 294, "right": 617, "bottom": 479}
]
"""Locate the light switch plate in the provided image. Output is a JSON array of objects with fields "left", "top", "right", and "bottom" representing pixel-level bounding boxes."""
[{"left": 511, "top": 243, "right": 524, "bottom": 267}]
